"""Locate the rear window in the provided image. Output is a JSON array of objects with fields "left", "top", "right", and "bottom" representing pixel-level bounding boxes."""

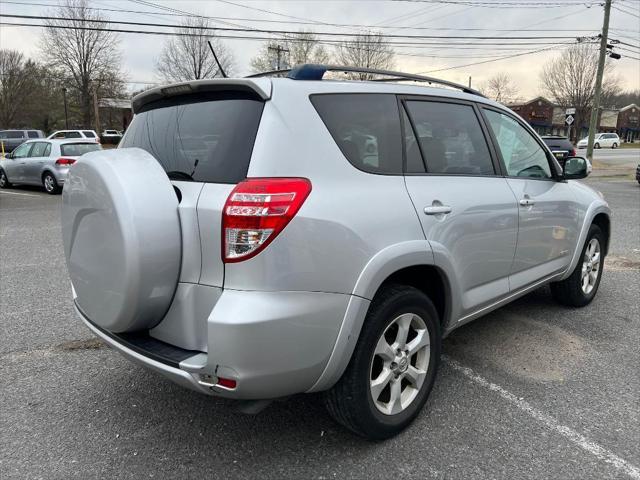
[
  {"left": 61, "top": 143, "right": 101, "bottom": 156},
  {"left": 120, "top": 92, "right": 264, "bottom": 184},
  {"left": 310, "top": 94, "right": 402, "bottom": 174},
  {"left": 0, "top": 131, "right": 24, "bottom": 139},
  {"left": 82, "top": 131, "right": 96, "bottom": 138},
  {"left": 27, "top": 131, "right": 40, "bottom": 138}
]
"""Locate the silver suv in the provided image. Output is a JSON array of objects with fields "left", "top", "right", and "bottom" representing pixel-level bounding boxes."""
[{"left": 62, "top": 65, "right": 611, "bottom": 440}]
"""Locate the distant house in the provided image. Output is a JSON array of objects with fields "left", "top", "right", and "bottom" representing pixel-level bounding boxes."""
[
  {"left": 98, "top": 98, "right": 133, "bottom": 132},
  {"left": 617, "top": 104, "right": 640, "bottom": 143},
  {"left": 508, "top": 98, "right": 638, "bottom": 142}
]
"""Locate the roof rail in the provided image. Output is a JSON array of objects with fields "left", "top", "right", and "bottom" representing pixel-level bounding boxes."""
[{"left": 246, "top": 64, "right": 484, "bottom": 97}]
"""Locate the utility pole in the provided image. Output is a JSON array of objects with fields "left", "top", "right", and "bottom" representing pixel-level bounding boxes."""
[
  {"left": 586, "top": 0, "right": 611, "bottom": 163},
  {"left": 93, "top": 89, "right": 101, "bottom": 135},
  {"left": 268, "top": 44, "right": 290, "bottom": 70},
  {"left": 61, "top": 87, "right": 69, "bottom": 129}
]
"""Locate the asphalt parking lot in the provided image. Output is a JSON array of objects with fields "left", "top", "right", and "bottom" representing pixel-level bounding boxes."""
[{"left": 1, "top": 178, "right": 639, "bottom": 480}]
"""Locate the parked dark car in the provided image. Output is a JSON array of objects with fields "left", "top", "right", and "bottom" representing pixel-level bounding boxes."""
[
  {"left": 541, "top": 136, "right": 576, "bottom": 167},
  {"left": 0, "top": 129, "right": 45, "bottom": 153},
  {"left": 636, "top": 164, "right": 640, "bottom": 184}
]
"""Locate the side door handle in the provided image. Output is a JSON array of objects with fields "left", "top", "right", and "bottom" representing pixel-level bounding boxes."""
[
  {"left": 424, "top": 205, "right": 452, "bottom": 215},
  {"left": 519, "top": 196, "right": 535, "bottom": 207}
]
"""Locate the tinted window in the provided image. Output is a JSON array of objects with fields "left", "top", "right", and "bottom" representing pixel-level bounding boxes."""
[
  {"left": 43, "top": 143, "right": 51, "bottom": 157},
  {"left": 61, "top": 143, "right": 101, "bottom": 156},
  {"left": 311, "top": 94, "right": 402, "bottom": 174},
  {"left": 82, "top": 131, "right": 96, "bottom": 138},
  {"left": 0, "top": 131, "right": 24, "bottom": 139},
  {"left": 405, "top": 101, "right": 494, "bottom": 175},
  {"left": 66, "top": 132, "right": 82, "bottom": 138},
  {"left": 30, "top": 142, "right": 49, "bottom": 157},
  {"left": 27, "top": 131, "right": 40, "bottom": 138},
  {"left": 121, "top": 93, "right": 264, "bottom": 184},
  {"left": 484, "top": 109, "right": 552, "bottom": 179}
]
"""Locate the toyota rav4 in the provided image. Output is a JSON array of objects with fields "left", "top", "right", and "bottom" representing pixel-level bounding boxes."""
[{"left": 62, "top": 65, "right": 611, "bottom": 440}]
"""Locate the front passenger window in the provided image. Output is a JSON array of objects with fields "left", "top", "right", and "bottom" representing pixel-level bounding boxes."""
[{"left": 483, "top": 109, "right": 552, "bottom": 179}]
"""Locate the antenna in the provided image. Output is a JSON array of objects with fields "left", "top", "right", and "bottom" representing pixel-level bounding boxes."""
[{"left": 208, "top": 40, "right": 227, "bottom": 78}]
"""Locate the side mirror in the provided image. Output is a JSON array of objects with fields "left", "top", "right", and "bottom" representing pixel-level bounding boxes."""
[
  {"left": 563, "top": 156, "right": 590, "bottom": 180},
  {"left": 4, "top": 152, "right": 13, "bottom": 159}
]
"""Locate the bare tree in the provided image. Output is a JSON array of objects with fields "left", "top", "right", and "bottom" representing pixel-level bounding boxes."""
[
  {"left": 540, "top": 43, "right": 620, "bottom": 140},
  {"left": 156, "top": 16, "right": 234, "bottom": 83},
  {"left": 250, "top": 32, "right": 330, "bottom": 73},
  {"left": 0, "top": 50, "right": 36, "bottom": 127},
  {"left": 40, "top": 0, "right": 124, "bottom": 128},
  {"left": 334, "top": 33, "right": 395, "bottom": 80},
  {"left": 480, "top": 72, "right": 519, "bottom": 104}
]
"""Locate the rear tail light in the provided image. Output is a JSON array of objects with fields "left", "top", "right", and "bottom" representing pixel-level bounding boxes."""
[
  {"left": 222, "top": 178, "right": 312, "bottom": 263},
  {"left": 570, "top": 148, "right": 576, "bottom": 156},
  {"left": 55, "top": 158, "right": 76, "bottom": 165}
]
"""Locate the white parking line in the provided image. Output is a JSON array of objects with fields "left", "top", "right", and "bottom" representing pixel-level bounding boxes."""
[
  {"left": 0, "top": 191, "right": 41, "bottom": 197},
  {"left": 445, "top": 356, "right": 640, "bottom": 479}
]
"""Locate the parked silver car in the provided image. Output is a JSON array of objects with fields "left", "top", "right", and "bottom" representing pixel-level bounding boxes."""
[
  {"left": 61, "top": 66, "right": 610, "bottom": 440},
  {"left": 0, "top": 139, "right": 101, "bottom": 194}
]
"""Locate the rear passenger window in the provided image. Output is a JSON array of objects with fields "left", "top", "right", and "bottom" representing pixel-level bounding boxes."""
[
  {"left": 82, "top": 131, "right": 96, "bottom": 138},
  {"left": 405, "top": 101, "right": 494, "bottom": 175},
  {"left": 29, "top": 142, "right": 48, "bottom": 157},
  {"left": 27, "top": 131, "right": 40, "bottom": 138},
  {"left": 310, "top": 94, "right": 402, "bottom": 174}
]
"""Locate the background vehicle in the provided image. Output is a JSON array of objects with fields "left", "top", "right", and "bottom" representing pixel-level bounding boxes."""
[
  {"left": 577, "top": 132, "right": 619, "bottom": 149},
  {"left": 0, "top": 139, "right": 101, "bottom": 194},
  {"left": 0, "top": 129, "right": 45, "bottom": 153},
  {"left": 100, "top": 129, "right": 123, "bottom": 144},
  {"left": 61, "top": 66, "right": 610, "bottom": 440},
  {"left": 636, "top": 164, "right": 640, "bottom": 184},
  {"left": 541, "top": 135, "right": 576, "bottom": 167},
  {"left": 47, "top": 130, "right": 100, "bottom": 143}
]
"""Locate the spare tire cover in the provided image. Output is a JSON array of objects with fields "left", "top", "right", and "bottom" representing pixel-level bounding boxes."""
[{"left": 62, "top": 147, "right": 181, "bottom": 333}]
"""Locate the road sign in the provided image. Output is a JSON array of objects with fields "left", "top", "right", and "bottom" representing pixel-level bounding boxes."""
[
  {"left": 565, "top": 114, "right": 575, "bottom": 125},
  {"left": 566, "top": 108, "right": 576, "bottom": 115}
]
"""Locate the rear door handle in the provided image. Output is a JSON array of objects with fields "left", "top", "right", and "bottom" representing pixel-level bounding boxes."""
[{"left": 424, "top": 205, "right": 452, "bottom": 215}]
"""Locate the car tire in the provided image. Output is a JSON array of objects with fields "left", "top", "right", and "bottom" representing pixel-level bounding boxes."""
[
  {"left": 551, "top": 224, "right": 604, "bottom": 307},
  {"left": 0, "top": 169, "right": 12, "bottom": 188},
  {"left": 324, "top": 284, "right": 441, "bottom": 440},
  {"left": 594, "top": 142, "right": 600, "bottom": 149},
  {"left": 612, "top": 143, "right": 618, "bottom": 149},
  {"left": 42, "top": 172, "right": 61, "bottom": 194}
]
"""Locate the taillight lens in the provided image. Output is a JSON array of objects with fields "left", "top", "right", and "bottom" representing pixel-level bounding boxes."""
[
  {"left": 55, "top": 158, "right": 76, "bottom": 165},
  {"left": 570, "top": 148, "right": 576, "bottom": 156},
  {"left": 222, "top": 178, "right": 312, "bottom": 263}
]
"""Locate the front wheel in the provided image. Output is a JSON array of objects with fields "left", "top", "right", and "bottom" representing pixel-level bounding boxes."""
[
  {"left": 324, "top": 284, "right": 441, "bottom": 440},
  {"left": 42, "top": 172, "right": 61, "bottom": 194},
  {"left": 0, "top": 169, "right": 12, "bottom": 188},
  {"left": 594, "top": 142, "right": 600, "bottom": 149},
  {"left": 612, "top": 143, "right": 618, "bottom": 149},
  {"left": 551, "top": 224, "right": 604, "bottom": 307}
]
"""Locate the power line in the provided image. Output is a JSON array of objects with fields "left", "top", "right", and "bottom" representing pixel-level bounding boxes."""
[
  {"left": 0, "top": 1, "right": 607, "bottom": 32},
  {"left": 0, "top": 13, "right": 588, "bottom": 41},
  {"left": 392, "top": 0, "right": 602, "bottom": 7}
]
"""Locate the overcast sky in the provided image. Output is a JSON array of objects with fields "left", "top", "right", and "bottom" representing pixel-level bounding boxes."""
[{"left": 1, "top": 0, "right": 639, "bottom": 100}]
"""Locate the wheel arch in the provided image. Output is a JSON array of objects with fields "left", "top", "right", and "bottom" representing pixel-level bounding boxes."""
[
  {"left": 591, "top": 212, "right": 610, "bottom": 257},
  {"left": 308, "top": 241, "right": 454, "bottom": 392}
]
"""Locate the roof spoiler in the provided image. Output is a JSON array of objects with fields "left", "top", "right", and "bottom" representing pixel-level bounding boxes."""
[{"left": 131, "top": 78, "right": 271, "bottom": 114}]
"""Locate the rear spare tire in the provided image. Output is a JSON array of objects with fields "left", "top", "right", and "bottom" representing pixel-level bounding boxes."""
[{"left": 62, "top": 147, "right": 182, "bottom": 333}]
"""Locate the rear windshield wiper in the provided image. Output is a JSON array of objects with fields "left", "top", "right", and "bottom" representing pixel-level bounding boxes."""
[{"left": 166, "top": 171, "right": 194, "bottom": 181}]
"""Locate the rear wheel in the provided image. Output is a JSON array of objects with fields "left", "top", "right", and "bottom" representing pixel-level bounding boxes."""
[
  {"left": 551, "top": 224, "right": 604, "bottom": 307},
  {"left": 0, "top": 169, "right": 11, "bottom": 188},
  {"left": 594, "top": 142, "right": 600, "bottom": 149},
  {"left": 324, "top": 284, "right": 441, "bottom": 440},
  {"left": 42, "top": 172, "right": 60, "bottom": 194}
]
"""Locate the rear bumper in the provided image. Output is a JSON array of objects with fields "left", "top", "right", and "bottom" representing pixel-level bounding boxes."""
[{"left": 76, "top": 288, "right": 351, "bottom": 399}]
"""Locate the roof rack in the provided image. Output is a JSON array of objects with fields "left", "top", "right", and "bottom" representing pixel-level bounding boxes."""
[{"left": 246, "top": 64, "right": 484, "bottom": 97}]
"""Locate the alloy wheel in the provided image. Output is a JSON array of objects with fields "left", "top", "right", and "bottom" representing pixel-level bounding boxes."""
[
  {"left": 0, "top": 171, "right": 6, "bottom": 187},
  {"left": 581, "top": 238, "right": 601, "bottom": 295},
  {"left": 44, "top": 175, "right": 55, "bottom": 192},
  {"left": 369, "top": 313, "right": 430, "bottom": 415}
]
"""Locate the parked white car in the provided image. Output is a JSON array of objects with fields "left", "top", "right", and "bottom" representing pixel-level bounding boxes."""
[
  {"left": 47, "top": 130, "right": 100, "bottom": 143},
  {"left": 577, "top": 133, "right": 620, "bottom": 149}
]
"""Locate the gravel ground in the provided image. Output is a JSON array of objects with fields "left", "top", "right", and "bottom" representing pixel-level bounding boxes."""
[{"left": 1, "top": 178, "right": 638, "bottom": 480}]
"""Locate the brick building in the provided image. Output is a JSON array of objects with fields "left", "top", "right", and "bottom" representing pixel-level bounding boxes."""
[{"left": 617, "top": 104, "right": 640, "bottom": 142}]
